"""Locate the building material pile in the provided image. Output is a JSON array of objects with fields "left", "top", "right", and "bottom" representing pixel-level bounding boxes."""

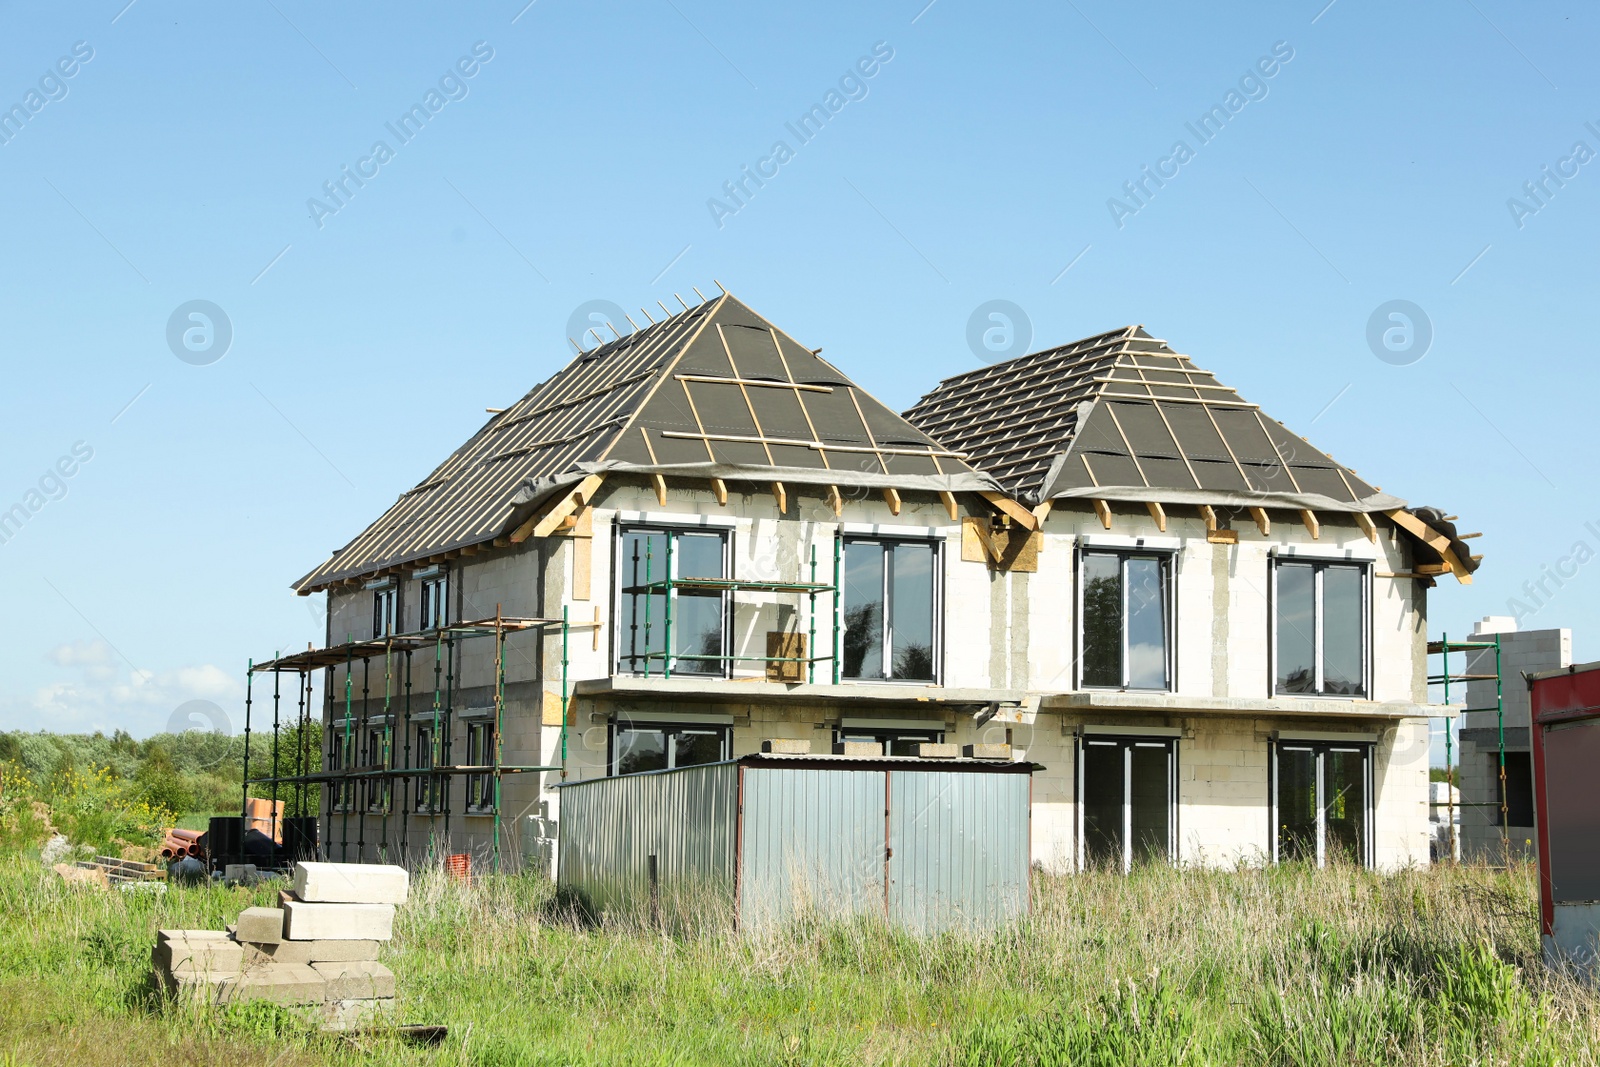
[{"left": 152, "top": 861, "right": 407, "bottom": 1027}]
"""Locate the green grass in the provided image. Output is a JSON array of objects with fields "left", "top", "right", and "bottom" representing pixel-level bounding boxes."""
[{"left": 0, "top": 856, "right": 1593, "bottom": 1066}]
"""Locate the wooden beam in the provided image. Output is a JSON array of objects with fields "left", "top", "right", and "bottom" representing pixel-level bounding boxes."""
[
  {"left": 828, "top": 485, "right": 843, "bottom": 517},
  {"left": 1145, "top": 501, "right": 1166, "bottom": 533},
  {"left": 592, "top": 606, "right": 601, "bottom": 652},
  {"left": 771, "top": 482, "right": 787, "bottom": 514},
  {"left": 882, "top": 487, "right": 902, "bottom": 516},
  {"left": 1033, "top": 499, "right": 1054, "bottom": 524},
  {"left": 1354, "top": 511, "right": 1377, "bottom": 543},
  {"left": 1199, "top": 505, "right": 1218, "bottom": 533},
  {"left": 711, "top": 478, "right": 728, "bottom": 506},
  {"left": 652, "top": 473, "right": 668, "bottom": 507},
  {"left": 1299, "top": 509, "right": 1320, "bottom": 541},
  {"left": 939, "top": 491, "right": 959, "bottom": 522},
  {"left": 1249, "top": 506, "right": 1270, "bottom": 536},
  {"left": 1093, "top": 498, "right": 1112, "bottom": 530},
  {"left": 515, "top": 474, "right": 605, "bottom": 542},
  {"left": 980, "top": 491, "right": 1038, "bottom": 531}
]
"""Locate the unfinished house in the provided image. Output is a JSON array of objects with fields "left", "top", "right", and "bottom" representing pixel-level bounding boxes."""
[
  {"left": 242, "top": 297, "right": 1476, "bottom": 879},
  {"left": 902, "top": 326, "right": 1478, "bottom": 871}
]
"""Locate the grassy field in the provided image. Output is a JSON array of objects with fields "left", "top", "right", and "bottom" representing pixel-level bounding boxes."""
[{"left": 0, "top": 855, "right": 1593, "bottom": 1066}]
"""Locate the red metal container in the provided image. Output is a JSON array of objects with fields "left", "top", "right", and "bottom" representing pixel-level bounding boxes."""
[{"left": 1530, "top": 661, "right": 1600, "bottom": 977}]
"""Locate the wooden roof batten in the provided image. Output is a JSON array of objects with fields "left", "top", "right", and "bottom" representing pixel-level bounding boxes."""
[
  {"left": 903, "top": 325, "right": 1481, "bottom": 583},
  {"left": 293, "top": 290, "right": 1007, "bottom": 594}
]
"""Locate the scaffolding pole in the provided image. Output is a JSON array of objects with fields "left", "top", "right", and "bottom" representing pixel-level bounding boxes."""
[{"left": 1429, "top": 633, "right": 1507, "bottom": 864}]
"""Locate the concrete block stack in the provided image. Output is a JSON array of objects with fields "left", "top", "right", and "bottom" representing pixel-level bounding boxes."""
[{"left": 152, "top": 861, "right": 409, "bottom": 1028}]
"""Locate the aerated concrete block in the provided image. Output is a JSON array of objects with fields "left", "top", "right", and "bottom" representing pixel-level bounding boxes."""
[
  {"left": 292, "top": 861, "right": 409, "bottom": 905},
  {"left": 247, "top": 938, "right": 381, "bottom": 964},
  {"left": 313, "top": 960, "right": 396, "bottom": 1000},
  {"left": 155, "top": 937, "right": 245, "bottom": 973},
  {"left": 213, "top": 963, "right": 328, "bottom": 1006},
  {"left": 833, "top": 741, "right": 882, "bottom": 757},
  {"left": 916, "top": 742, "right": 959, "bottom": 759},
  {"left": 762, "top": 738, "right": 812, "bottom": 754},
  {"left": 233, "top": 907, "right": 285, "bottom": 945},
  {"left": 962, "top": 743, "right": 1012, "bottom": 759},
  {"left": 283, "top": 900, "right": 395, "bottom": 942}
]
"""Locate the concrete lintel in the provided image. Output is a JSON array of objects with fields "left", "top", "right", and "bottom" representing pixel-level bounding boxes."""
[
  {"left": 1040, "top": 690, "right": 1447, "bottom": 720},
  {"left": 574, "top": 676, "right": 1022, "bottom": 708}
]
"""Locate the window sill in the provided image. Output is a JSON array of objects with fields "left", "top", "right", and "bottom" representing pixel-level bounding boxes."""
[
  {"left": 579, "top": 675, "right": 1022, "bottom": 707},
  {"left": 1042, "top": 690, "right": 1438, "bottom": 720}
]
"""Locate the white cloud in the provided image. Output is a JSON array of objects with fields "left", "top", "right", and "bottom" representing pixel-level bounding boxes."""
[{"left": 2, "top": 642, "right": 244, "bottom": 736}]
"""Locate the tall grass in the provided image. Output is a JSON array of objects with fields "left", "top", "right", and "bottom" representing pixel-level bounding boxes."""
[{"left": 0, "top": 855, "right": 1593, "bottom": 1066}]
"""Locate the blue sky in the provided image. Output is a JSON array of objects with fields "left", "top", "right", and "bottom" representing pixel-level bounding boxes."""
[{"left": 1, "top": 2, "right": 1593, "bottom": 761}]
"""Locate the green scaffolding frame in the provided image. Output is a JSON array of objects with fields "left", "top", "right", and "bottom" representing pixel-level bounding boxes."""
[
  {"left": 242, "top": 610, "right": 594, "bottom": 872},
  {"left": 620, "top": 539, "right": 843, "bottom": 683},
  {"left": 1428, "top": 633, "right": 1507, "bottom": 861}
]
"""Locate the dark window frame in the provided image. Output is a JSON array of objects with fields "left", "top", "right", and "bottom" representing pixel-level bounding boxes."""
[
  {"left": 1074, "top": 546, "right": 1176, "bottom": 692},
  {"left": 1075, "top": 732, "right": 1179, "bottom": 872},
  {"left": 1269, "top": 558, "right": 1372, "bottom": 698},
  {"left": 413, "top": 721, "right": 442, "bottom": 812},
  {"left": 372, "top": 586, "right": 396, "bottom": 638},
  {"left": 418, "top": 573, "right": 450, "bottom": 631},
  {"left": 612, "top": 523, "right": 734, "bottom": 678},
  {"left": 838, "top": 535, "right": 944, "bottom": 684},
  {"left": 607, "top": 719, "right": 732, "bottom": 777},
  {"left": 1269, "top": 739, "right": 1374, "bottom": 868},
  {"left": 834, "top": 726, "right": 944, "bottom": 757},
  {"left": 465, "top": 719, "right": 494, "bottom": 812}
]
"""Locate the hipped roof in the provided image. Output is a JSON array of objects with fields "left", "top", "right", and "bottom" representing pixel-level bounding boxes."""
[
  {"left": 295, "top": 293, "right": 998, "bottom": 593},
  {"left": 904, "top": 326, "right": 1404, "bottom": 513}
]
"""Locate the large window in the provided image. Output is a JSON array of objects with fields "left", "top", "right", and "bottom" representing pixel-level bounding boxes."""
[
  {"left": 1078, "top": 734, "right": 1176, "bottom": 872},
  {"left": 1273, "top": 740, "right": 1371, "bottom": 867},
  {"left": 611, "top": 720, "right": 730, "bottom": 776},
  {"left": 418, "top": 573, "right": 449, "bottom": 630},
  {"left": 372, "top": 586, "right": 396, "bottom": 638},
  {"left": 841, "top": 538, "right": 938, "bottom": 682},
  {"left": 617, "top": 527, "right": 729, "bottom": 676},
  {"left": 1274, "top": 560, "right": 1368, "bottom": 696},
  {"left": 362, "top": 724, "right": 390, "bottom": 812},
  {"left": 1079, "top": 550, "right": 1171, "bottom": 690},
  {"left": 413, "top": 722, "right": 441, "bottom": 812},
  {"left": 835, "top": 724, "right": 943, "bottom": 757},
  {"left": 465, "top": 720, "right": 493, "bottom": 811},
  {"left": 329, "top": 722, "right": 355, "bottom": 813}
]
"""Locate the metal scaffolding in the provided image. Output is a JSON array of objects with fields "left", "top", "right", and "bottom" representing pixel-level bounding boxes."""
[
  {"left": 1428, "top": 633, "right": 1507, "bottom": 861},
  {"left": 241, "top": 609, "right": 590, "bottom": 872},
  {"left": 622, "top": 541, "right": 842, "bottom": 682}
]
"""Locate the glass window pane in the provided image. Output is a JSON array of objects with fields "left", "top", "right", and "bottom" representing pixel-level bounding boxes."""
[
  {"left": 672, "top": 729, "right": 725, "bottom": 768},
  {"left": 889, "top": 543, "right": 935, "bottom": 680},
  {"left": 672, "top": 593, "right": 723, "bottom": 675},
  {"left": 620, "top": 531, "right": 668, "bottom": 671},
  {"left": 1125, "top": 557, "right": 1168, "bottom": 689},
  {"left": 1081, "top": 553, "right": 1123, "bottom": 687},
  {"left": 1129, "top": 744, "right": 1170, "bottom": 865},
  {"left": 616, "top": 727, "right": 668, "bottom": 775},
  {"left": 675, "top": 531, "right": 724, "bottom": 580},
  {"left": 1276, "top": 747, "right": 1317, "bottom": 861},
  {"left": 1324, "top": 749, "right": 1366, "bottom": 865},
  {"left": 1321, "top": 566, "right": 1364, "bottom": 696},
  {"left": 1082, "top": 742, "right": 1124, "bottom": 869},
  {"left": 842, "top": 543, "right": 885, "bottom": 679},
  {"left": 1275, "top": 564, "right": 1316, "bottom": 694}
]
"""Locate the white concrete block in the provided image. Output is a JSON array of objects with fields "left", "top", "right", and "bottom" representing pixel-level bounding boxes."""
[
  {"left": 282, "top": 900, "right": 395, "bottom": 941},
  {"left": 292, "top": 861, "right": 409, "bottom": 905}
]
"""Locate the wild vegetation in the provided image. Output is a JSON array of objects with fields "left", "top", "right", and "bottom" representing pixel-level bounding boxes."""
[
  {"left": 0, "top": 727, "right": 320, "bottom": 857},
  {"left": 0, "top": 846, "right": 1592, "bottom": 1066}
]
